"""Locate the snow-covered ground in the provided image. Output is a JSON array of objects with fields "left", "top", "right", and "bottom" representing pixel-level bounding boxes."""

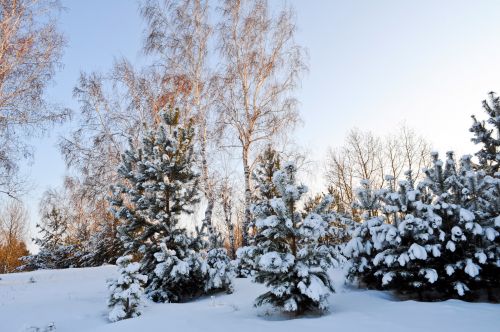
[{"left": 1, "top": 266, "right": 499, "bottom": 332}]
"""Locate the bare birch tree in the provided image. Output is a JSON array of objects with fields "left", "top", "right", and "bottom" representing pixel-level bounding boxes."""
[
  {"left": 0, "top": 0, "right": 68, "bottom": 198},
  {"left": 325, "top": 125, "right": 431, "bottom": 215},
  {"left": 397, "top": 125, "right": 431, "bottom": 181},
  {"left": 216, "top": 0, "right": 307, "bottom": 246},
  {"left": 326, "top": 129, "right": 384, "bottom": 216}
]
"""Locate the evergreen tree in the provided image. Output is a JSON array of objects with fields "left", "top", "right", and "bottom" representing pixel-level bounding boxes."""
[
  {"left": 108, "top": 255, "right": 147, "bottom": 322},
  {"left": 236, "top": 145, "right": 282, "bottom": 277},
  {"left": 205, "top": 248, "right": 235, "bottom": 294},
  {"left": 345, "top": 150, "right": 500, "bottom": 300},
  {"left": 249, "top": 144, "right": 282, "bottom": 244},
  {"left": 344, "top": 179, "right": 393, "bottom": 289},
  {"left": 22, "top": 206, "right": 76, "bottom": 270},
  {"left": 110, "top": 108, "right": 234, "bottom": 302},
  {"left": 110, "top": 108, "right": 208, "bottom": 303},
  {"left": 303, "top": 187, "right": 354, "bottom": 246},
  {"left": 252, "top": 162, "right": 338, "bottom": 314},
  {"left": 252, "top": 145, "right": 282, "bottom": 203},
  {"left": 470, "top": 92, "right": 500, "bottom": 175},
  {"left": 81, "top": 217, "right": 124, "bottom": 267}
]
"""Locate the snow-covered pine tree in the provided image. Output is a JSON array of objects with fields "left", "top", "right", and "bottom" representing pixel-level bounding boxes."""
[
  {"left": 81, "top": 217, "right": 124, "bottom": 267},
  {"left": 344, "top": 179, "right": 390, "bottom": 289},
  {"left": 346, "top": 169, "right": 442, "bottom": 293},
  {"left": 250, "top": 145, "right": 282, "bottom": 243},
  {"left": 108, "top": 255, "right": 147, "bottom": 322},
  {"left": 468, "top": 92, "right": 500, "bottom": 298},
  {"left": 352, "top": 179, "right": 381, "bottom": 220},
  {"left": 346, "top": 150, "right": 500, "bottom": 300},
  {"left": 199, "top": 215, "right": 235, "bottom": 295},
  {"left": 21, "top": 206, "right": 76, "bottom": 270},
  {"left": 416, "top": 151, "right": 497, "bottom": 298},
  {"left": 303, "top": 187, "right": 354, "bottom": 246},
  {"left": 201, "top": 215, "right": 234, "bottom": 294},
  {"left": 110, "top": 108, "right": 208, "bottom": 303},
  {"left": 470, "top": 91, "right": 500, "bottom": 175},
  {"left": 459, "top": 155, "right": 499, "bottom": 298},
  {"left": 236, "top": 145, "right": 282, "bottom": 277},
  {"left": 252, "top": 162, "right": 338, "bottom": 314},
  {"left": 205, "top": 248, "right": 235, "bottom": 294}
]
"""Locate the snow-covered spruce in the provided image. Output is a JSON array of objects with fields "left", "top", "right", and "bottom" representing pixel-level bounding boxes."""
[
  {"left": 108, "top": 255, "right": 147, "bottom": 322},
  {"left": 109, "top": 108, "right": 233, "bottom": 303},
  {"left": 345, "top": 151, "right": 500, "bottom": 300},
  {"left": 251, "top": 162, "right": 339, "bottom": 314}
]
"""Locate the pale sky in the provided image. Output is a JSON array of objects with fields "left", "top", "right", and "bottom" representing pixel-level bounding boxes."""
[{"left": 20, "top": 0, "right": 500, "bottom": 247}]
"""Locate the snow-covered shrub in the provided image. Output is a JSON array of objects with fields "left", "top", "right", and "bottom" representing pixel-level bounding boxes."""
[
  {"left": 205, "top": 248, "right": 235, "bottom": 293},
  {"left": 108, "top": 255, "right": 147, "bottom": 322}
]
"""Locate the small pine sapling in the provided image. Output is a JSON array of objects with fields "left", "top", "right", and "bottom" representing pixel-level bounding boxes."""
[{"left": 108, "top": 255, "right": 147, "bottom": 322}]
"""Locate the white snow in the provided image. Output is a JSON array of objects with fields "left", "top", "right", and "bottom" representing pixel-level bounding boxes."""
[
  {"left": 446, "top": 240, "right": 456, "bottom": 252},
  {"left": 459, "top": 208, "right": 475, "bottom": 222},
  {"left": 397, "top": 252, "right": 410, "bottom": 266},
  {"left": 1, "top": 266, "right": 499, "bottom": 332},
  {"left": 454, "top": 282, "right": 470, "bottom": 297},
  {"left": 408, "top": 243, "right": 427, "bottom": 260},
  {"left": 258, "top": 252, "right": 294, "bottom": 273},
  {"left": 464, "top": 259, "right": 480, "bottom": 278},
  {"left": 475, "top": 252, "right": 487, "bottom": 264},
  {"left": 381, "top": 272, "right": 395, "bottom": 286},
  {"left": 485, "top": 227, "right": 498, "bottom": 241},
  {"left": 420, "top": 268, "right": 438, "bottom": 284},
  {"left": 451, "top": 226, "right": 465, "bottom": 241}
]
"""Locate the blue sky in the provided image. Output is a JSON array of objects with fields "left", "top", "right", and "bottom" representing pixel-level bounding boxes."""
[{"left": 21, "top": 0, "right": 500, "bottom": 244}]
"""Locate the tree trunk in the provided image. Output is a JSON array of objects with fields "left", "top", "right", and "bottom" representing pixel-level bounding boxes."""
[
  {"left": 200, "top": 117, "right": 216, "bottom": 247},
  {"left": 228, "top": 223, "right": 235, "bottom": 259},
  {"left": 242, "top": 145, "right": 252, "bottom": 247},
  {"left": 222, "top": 193, "right": 236, "bottom": 259},
  {"left": 290, "top": 201, "right": 297, "bottom": 256},
  {"left": 204, "top": 197, "right": 216, "bottom": 246}
]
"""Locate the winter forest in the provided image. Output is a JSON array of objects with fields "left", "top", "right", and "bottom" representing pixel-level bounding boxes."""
[{"left": 0, "top": 0, "right": 499, "bottom": 331}]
